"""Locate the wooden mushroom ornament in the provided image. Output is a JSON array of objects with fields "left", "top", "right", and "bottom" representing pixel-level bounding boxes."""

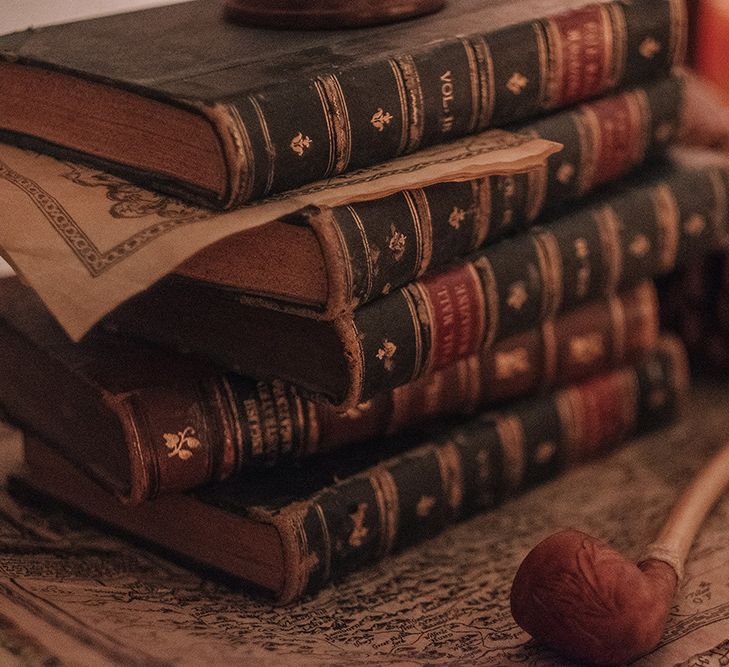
[{"left": 510, "top": 438, "right": 729, "bottom": 665}]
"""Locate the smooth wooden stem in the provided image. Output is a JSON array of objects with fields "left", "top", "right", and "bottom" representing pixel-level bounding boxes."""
[{"left": 641, "top": 438, "right": 729, "bottom": 577}]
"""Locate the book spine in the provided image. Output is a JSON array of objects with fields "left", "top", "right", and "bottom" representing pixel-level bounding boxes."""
[
  {"left": 273, "top": 336, "right": 688, "bottom": 602},
  {"left": 347, "top": 163, "right": 729, "bottom": 404},
  {"left": 658, "top": 250, "right": 729, "bottom": 373},
  {"left": 307, "top": 76, "right": 683, "bottom": 313},
  {"left": 118, "top": 283, "right": 658, "bottom": 503},
  {"left": 220, "top": 0, "right": 686, "bottom": 207},
  {"left": 318, "top": 281, "right": 659, "bottom": 445}
]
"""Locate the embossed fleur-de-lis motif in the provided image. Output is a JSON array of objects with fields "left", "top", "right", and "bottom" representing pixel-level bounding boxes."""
[
  {"left": 575, "top": 238, "right": 589, "bottom": 259},
  {"left": 343, "top": 400, "right": 374, "bottom": 420},
  {"left": 507, "top": 72, "right": 528, "bottom": 95},
  {"left": 684, "top": 213, "right": 706, "bottom": 236},
  {"left": 370, "top": 108, "right": 393, "bottom": 131},
  {"left": 654, "top": 122, "right": 673, "bottom": 143},
  {"left": 535, "top": 441, "right": 556, "bottom": 465},
  {"left": 387, "top": 225, "right": 407, "bottom": 261},
  {"left": 557, "top": 162, "right": 575, "bottom": 185},
  {"left": 290, "top": 132, "right": 312, "bottom": 156},
  {"left": 494, "top": 348, "right": 531, "bottom": 379},
  {"left": 162, "top": 426, "right": 201, "bottom": 460},
  {"left": 639, "top": 37, "right": 661, "bottom": 59},
  {"left": 629, "top": 234, "right": 651, "bottom": 257},
  {"left": 448, "top": 207, "right": 466, "bottom": 230},
  {"left": 376, "top": 339, "right": 398, "bottom": 371},
  {"left": 569, "top": 333, "right": 605, "bottom": 365},
  {"left": 416, "top": 495, "right": 436, "bottom": 518},
  {"left": 507, "top": 281, "right": 529, "bottom": 310},
  {"left": 348, "top": 503, "right": 369, "bottom": 547}
]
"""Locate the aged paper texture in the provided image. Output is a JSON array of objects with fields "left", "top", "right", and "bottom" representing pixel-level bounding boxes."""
[
  {"left": 1, "top": 387, "right": 729, "bottom": 665},
  {"left": 0, "top": 132, "right": 558, "bottom": 341}
]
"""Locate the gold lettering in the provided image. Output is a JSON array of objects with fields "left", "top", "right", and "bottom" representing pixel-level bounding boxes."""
[
  {"left": 439, "top": 70, "right": 455, "bottom": 132},
  {"left": 453, "top": 282, "right": 475, "bottom": 356},
  {"left": 243, "top": 398, "right": 263, "bottom": 457}
]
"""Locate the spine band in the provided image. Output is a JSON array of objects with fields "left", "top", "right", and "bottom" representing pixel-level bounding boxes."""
[
  {"left": 275, "top": 336, "right": 688, "bottom": 601},
  {"left": 222, "top": 0, "right": 685, "bottom": 206},
  {"left": 350, "top": 164, "right": 729, "bottom": 403}
]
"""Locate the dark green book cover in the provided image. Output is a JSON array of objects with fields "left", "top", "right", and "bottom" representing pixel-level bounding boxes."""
[{"left": 0, "top": 0, "right": 686, "bottom": 207}]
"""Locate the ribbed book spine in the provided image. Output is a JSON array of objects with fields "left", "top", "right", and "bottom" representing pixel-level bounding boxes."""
[
  {"left": 658, "top": 250, "right": 729, "bottom": 372},
  {"left": 272, "top": 337, "right": 688, "bottom": 602},
  {"left": 347, "top": 164, "right": 729, "bottom": 403},
  {"left": 118, "top": 284, "right": 658, "bottom": 503},
  {"left": 221, "top": 0, "right": 687, "bottom": 205},
  {"left": 304, "top": 76, "right": 683, "bottom": 312}
]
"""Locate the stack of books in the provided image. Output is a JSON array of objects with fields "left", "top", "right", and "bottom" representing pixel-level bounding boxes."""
[{"left": 0, "top": 0, "right": 725, "bottom": 603}]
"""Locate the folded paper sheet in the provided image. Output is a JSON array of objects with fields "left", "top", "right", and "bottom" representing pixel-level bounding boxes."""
[{"left": 0, "top": 132, "right": 558, "bottom": 340}]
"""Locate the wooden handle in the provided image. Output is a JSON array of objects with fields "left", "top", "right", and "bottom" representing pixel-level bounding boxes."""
[{"left": 640, "top": 437, "right": 729, "bottom": 579}]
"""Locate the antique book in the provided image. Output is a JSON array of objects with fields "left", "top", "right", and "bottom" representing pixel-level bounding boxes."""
[
  {"left": 0, "top": 277, "right": 658, "bottom": 504},
  {"left": 658, "top": 250, "right": 729, "bottom": 373},
  {"left": 0, "top": 0, "right": 686, "bottom": 208},
  {"left": 17, "top": 338, "right": 689, "bottom": 602},
  {"left": 110, "top": 161, "right": 729, "bottom": 406},
  {"left": 177, "top": 76, "right": 685, "bottom": 317}
]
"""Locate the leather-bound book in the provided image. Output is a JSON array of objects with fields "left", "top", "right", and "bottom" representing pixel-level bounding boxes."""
[
  {"left": 223, "top": 0, "right": 446, "bottom": 29},
  {"left": 0, "top": 279, "right": 658, "bottom": 503},
  {"left": 0, "top": 277, "right": 658, "bottom": 504},
  {"left": 658, "top": 250, "right": 729, "bottom": 373},
  {"left": 109, "top": 162, "right": 729, "bottom": 406},
  {"left": 177, "top": 77, "right": 685, "bottom": 318},
  {"left": 16, "top": 337, "right": 689, "bottom": 602},
  {"left": 0, "top": 0, "right": 686, "bottom": 208}
]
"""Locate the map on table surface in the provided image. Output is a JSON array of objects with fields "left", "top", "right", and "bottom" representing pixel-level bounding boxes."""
[{"left": 1, "top": 387, "right": 729, "bottom": 666}]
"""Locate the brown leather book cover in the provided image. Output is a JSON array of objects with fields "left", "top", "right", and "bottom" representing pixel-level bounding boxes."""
[
  {"left": 0, "top": 277, "right": 658, "bottom": 504},
  {"left": 17, "top": 338, "right": 688, "bottom": 602},
  {"left": 109, "top": 161, "right": 729, "bottom": 406},
  {"left": 0, "top": 0, "right": 685, "bottom": 208}
]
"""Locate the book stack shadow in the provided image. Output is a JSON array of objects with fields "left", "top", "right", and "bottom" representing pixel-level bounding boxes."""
[{"left": 0, "top": 0, "right": 725, "bottom": 602}]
